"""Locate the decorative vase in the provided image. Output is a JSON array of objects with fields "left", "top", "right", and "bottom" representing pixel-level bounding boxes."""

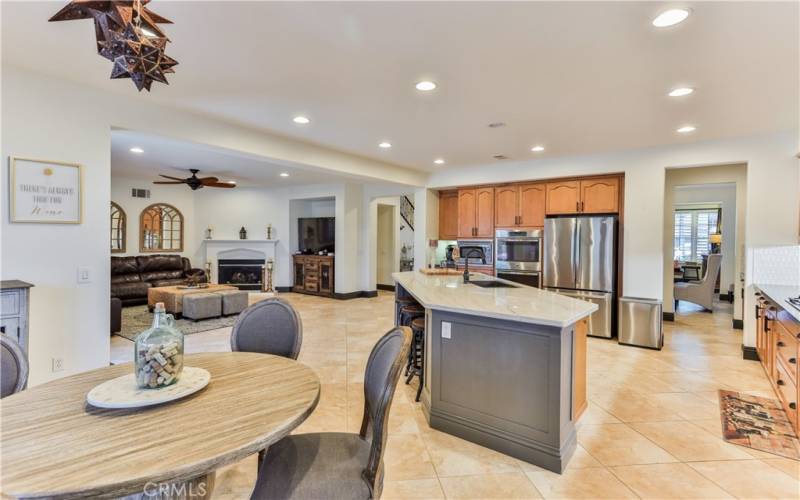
[
  {"left": 266, "top": 224, "right": 273, "bottom": 240},
  {"left": 134, "top": 302, "right": 184, "bottom": 389}
]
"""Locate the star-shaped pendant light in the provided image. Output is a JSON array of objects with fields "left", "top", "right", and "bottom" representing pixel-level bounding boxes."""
[{"left": 49, "top": 0, "right": 177, "bottom": 92}]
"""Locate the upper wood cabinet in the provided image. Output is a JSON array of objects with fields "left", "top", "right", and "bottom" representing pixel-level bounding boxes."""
[
  {"left": 494, "top": 186, "right": 518, "bottom": 227},
  {"left": 546, "top": 177, "right": 620, "bottom": 215},
  {"left": 546, "top": 181, "right": 580, "bottom": 215},
  {"left": 519, "top": 183, "right": 546, "bottom": 227},
  {"left": 458, "top": 187, "right": 494, "bottom": 238},
  {"left": 475, "top": 188, "right": 494, "bottom": 237},
  {"left": 438, "top": 191, "right": 459, "bottom": 240},
  {"left": 580, "top": 177, "right": 619, "bottom": 214},
  {"left": 495, "top": 183, "right": 546, "bottom": 227}
]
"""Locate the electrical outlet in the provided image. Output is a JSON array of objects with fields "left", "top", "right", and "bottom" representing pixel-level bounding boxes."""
[
  {"left": 77, "top": 266, "right": 91, "bottom": 284},
  {"left": 52, "top": 357, "right": 64, "bottom": 372}
]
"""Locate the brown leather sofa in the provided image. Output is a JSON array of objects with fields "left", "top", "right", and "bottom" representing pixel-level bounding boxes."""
[{"left": 111, "top": 255, "right": 207, "bottom": 306}]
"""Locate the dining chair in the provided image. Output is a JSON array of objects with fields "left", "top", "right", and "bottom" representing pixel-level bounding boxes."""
[
  {"left": 250, "top": 326, "right": 412, "bottom": 500},
  {"left": 674, "top": 254, "right": 723, "bottom": 311},
  {"left": 1, "top": 335, "right": 29, "bottom": 398},
  {"left": 230, "top": 298, "right": 303, "bottom": 360}
]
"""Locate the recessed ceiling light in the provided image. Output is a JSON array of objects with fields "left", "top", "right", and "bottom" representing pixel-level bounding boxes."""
[
  {"left": 129, "top": 147, "right": 144, "bottom": 153},
  {"left": 668, "top": 87, "right": 694, "bottom": 97},
  {"left": 293, "top": 116, "right": 310, "bottom": 124},
  {"left": 530, "top": 146, "right": 545, "bottom": 152},
  {"left": 677, "top": 125, "right": 696, "bottom": 133},
  {"left": 378, "top": 142, "right": 392, "bottom": 149},
  {"left": 652, "top": 8, "right": 690, "bottom": 28},
  {"left": 434, "top": 158, "right": 445, "bottom": 165},
  {"left": 415, "top": 81, "right": 437, "bottom": 91},
  {"left": 279, "top": 172, "right": 290, "bottom": 177}
]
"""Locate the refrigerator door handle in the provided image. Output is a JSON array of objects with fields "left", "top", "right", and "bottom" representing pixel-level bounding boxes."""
[{"left": 573, "top": 218, "right": 580, "bottom": 289}]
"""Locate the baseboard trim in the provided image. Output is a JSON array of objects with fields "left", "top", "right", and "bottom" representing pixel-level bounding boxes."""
[
  {"left": 377, "top": 284, "right": 396, "bottom": 292},
  {"left": 662, "top": 312, "right": 675, "bottom": 322},
  {"left": 334, "top": 290, "right": 378, "bottom": 300},
  {"left": 742, "top": 345, "right": 759, "bottom": 361},
  {"left": 276, "top": 286, "right": 293, "bottom": 293},
  {"left": 732, "top": 319, "right": 744, "bottom": 330}
]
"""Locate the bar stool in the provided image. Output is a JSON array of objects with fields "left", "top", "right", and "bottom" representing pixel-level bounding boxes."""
[
  {"left": 407, "top": 317, "right": 425, "bottom": 402},
  {"left": 399, "top": 304, "right": 424, "bottom": 375},
  {"left": 395, "top": 296, "right": 418, "bottom": 326}
]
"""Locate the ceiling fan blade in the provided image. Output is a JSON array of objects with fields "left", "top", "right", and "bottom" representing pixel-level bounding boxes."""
[
  {"left": 159, "top": 174, "right": 186, "bottom": 181},
  {"left": 207, "top": 182, "right": 236, "bottom": 188},
  {"left": 199, "top": 177, "right": 220, "bottom": 185},
  {"left": 153, "top": 181, "right": 186, "bottom": 184}
]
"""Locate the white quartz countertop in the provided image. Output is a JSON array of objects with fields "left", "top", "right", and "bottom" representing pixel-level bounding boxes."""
[
  {"left": 392, "top": 271, "right": 597, "bottom": 327},
  {"left": 755, "top": 284, "right": 800, "bottom": 323}
]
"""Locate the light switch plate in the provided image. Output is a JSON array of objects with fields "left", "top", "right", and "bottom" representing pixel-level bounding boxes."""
[
  {"left": 77, "top": 266, "right": 91, "bottom": 284},
  {"left": 441, "top": 321, "right": 452, "bottom": 339}
]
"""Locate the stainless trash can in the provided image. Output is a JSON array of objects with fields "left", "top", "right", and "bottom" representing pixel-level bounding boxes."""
[{"left": 618, "top": 297, "right": 663, "bottom": 350}]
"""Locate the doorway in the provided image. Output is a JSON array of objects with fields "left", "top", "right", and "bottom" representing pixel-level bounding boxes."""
[
  {"left": 376, "top": 204, "right": 396, "bottom": 288},
  {"left": 663, "top": 164, "right": 747, "bottom": 329}
]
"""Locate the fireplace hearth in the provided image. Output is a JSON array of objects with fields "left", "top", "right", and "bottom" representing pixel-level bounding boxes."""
[{"left": 218, "top": 259, "right": 264, "bottom": 290}]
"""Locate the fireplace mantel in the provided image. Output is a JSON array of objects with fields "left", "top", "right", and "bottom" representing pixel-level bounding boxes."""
[{"left": 201, "top": 239, "right": 279, "bottom": 284}]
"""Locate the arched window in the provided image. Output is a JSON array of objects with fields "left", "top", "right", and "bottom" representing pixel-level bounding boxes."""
[
  {"left": 110, "top": 202, "right": 126, "bottom": 253},
  {"left": 139, "top": 203, "right": 183, "bottom": 252}
]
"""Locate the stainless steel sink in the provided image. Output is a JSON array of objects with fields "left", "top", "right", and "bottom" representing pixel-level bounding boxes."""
[{"left": 467, "top": 280, "right": 517, "bottom": 288}]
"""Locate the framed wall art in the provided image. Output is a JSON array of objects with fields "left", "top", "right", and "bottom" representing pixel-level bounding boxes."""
[{"left": 9, "top": 157, "right": 82, "bottom": 224}]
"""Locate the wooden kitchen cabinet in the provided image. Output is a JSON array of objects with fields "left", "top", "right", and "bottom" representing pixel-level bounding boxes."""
[
  {"left": 546, "top": 177, "right": 620, "bottom": 215},
  {"left": 754, "top": 288, "right": 800, "bottom": 434},
  {"left": 458, "top": 187, "right": 494, "bottom": 238},
  {"left": 438, "top": 191, "right": 459, "bottom": 240},
  {"left": 494, "top": 186, "right": 518, "bottom": 227},
  {"left": 519, "top": 183, "right": 546, "bottom": 227},
  {"left": 580, "top": 177, "right": 619, "bottom": 214},
  {"left": 494, "top": 183, "right": 546, "bottom": 228},
  {"left": 546, "top": 181, "right": 580, "bottom": 215}
]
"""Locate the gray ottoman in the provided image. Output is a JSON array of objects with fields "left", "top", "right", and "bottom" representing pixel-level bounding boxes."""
[
  {"left": 216, "top": 290, "right": 249, "bottom": 316},
  {"left": 182, "top": 293, "right": 222, "bottom": 321}
]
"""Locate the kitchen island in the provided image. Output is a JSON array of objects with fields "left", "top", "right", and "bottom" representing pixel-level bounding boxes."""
[{"left": 393, "top": 270, "right": 597, "bottom": 473}]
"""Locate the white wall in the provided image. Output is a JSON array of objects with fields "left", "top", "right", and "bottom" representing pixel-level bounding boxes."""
[
  {"left": 426, "top": 131, "right": 799, "bottom": 347},
  {"left": 667, "top": 183, "right": 741, "bottom": 302},
  {"left": 110, "top": 175, "right": 198, "bottom": 259},
  {"left": 1, "top": 68, "right": 111, "bottom": 385}
]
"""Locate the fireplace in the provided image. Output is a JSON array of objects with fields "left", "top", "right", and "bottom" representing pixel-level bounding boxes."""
[{"left": 218, "top": 259, "right": 264, "bottom": 290}]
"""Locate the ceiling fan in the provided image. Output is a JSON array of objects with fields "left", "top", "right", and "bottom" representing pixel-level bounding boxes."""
[{"left": 153, "top": 169, "right": 236, "bottom": 190}]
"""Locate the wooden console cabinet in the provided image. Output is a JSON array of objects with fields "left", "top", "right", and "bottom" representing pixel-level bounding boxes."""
[
  {"left": 755, "top": 289, "right": 799, "bottom": 433},
  {"left": 293, "top": 255, "right": 334, "bottom": 297}
]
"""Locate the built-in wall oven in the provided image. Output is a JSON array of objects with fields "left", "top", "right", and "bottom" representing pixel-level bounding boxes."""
[{"left": 494, "top": 229, "right": 542, "bottom": 288}]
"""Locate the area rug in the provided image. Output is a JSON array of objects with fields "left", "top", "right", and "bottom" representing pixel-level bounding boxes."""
[
  {"left": 719, "top": 389, "right": 800, "bottom": 460},
  {"left": 116, "top": 305, "right": 239, "bottom": 341}
]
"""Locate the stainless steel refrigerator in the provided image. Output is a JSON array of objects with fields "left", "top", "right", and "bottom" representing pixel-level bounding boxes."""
[{"left": 543, "top": 215, "right": 617, "bottom": 338}]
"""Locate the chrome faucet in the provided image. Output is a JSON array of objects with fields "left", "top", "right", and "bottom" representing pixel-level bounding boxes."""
[{"left": 462, "top": 248, "right": 487, "bottom": 283}]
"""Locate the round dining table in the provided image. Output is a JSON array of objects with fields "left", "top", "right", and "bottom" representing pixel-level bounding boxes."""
[{"left": 0, "top": 352, "right": 320, "bottom": 499}]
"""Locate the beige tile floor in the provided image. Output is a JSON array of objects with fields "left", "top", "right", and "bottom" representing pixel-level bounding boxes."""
[{"left": 110, "top": 294, "right": 800, "bottom": 499}]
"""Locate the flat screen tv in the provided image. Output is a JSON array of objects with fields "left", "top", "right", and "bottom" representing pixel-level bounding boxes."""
[{"left": 298, "top": 217, "right": 335, "bottom": 254}]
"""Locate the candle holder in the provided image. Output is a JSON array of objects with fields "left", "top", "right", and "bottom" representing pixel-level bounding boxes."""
[
  {"left": 263, "top": 258, "right": 275, "bottom": 293},
  {"left": 266, "top": 224, "right": 273, "bottom": 240},
  {"left": 205, "top": 261, "right": 212, "bottom": 283},
  {"left": 205, "top": 226, "right": 213, "bottom": 239}
]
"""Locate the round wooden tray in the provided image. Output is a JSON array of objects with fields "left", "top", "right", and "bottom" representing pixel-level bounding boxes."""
[{"left": 86, "top": 366, "right": 211, "bottom": 409}]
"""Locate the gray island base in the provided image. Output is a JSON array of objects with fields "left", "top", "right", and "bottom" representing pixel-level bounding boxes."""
[{"left": 393, "top": 271, "right": 595, "bottom": 473}]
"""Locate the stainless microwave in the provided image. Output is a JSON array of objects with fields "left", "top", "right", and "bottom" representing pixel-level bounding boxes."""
[{"left": 456, "top": 240, "right": 493, "bottom": 266}]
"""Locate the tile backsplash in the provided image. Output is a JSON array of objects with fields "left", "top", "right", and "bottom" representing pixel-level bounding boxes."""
[{"left": 750, "top": 245, "right": 800, "bottom": 286}]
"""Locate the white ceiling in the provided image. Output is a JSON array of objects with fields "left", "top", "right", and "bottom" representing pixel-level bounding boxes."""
[
  {"left": 110, "top": 129, "right": 350, "bottom": 187},
  {"left": 3, "top": 2, "right": 798, "bottom": 171}
]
